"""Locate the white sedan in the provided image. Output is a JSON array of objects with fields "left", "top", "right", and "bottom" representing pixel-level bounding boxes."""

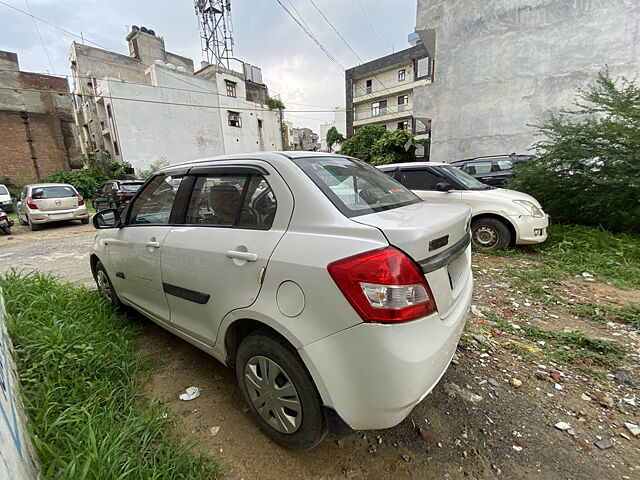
[
  {"left": 378, "top": 162, "right": 549, "bottom": 250},
  {"left": 90, "top": 152, "right": 473, "bottom": 449}
]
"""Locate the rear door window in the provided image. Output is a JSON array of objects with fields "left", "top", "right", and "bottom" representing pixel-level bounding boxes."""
[
  {"left": 400, "top": 169, "right": 446, "bottom": 190},
  {"left": 462, "top": 161, "right": 492, "bottom": 175},
  {"left": 495, "top": 160, "right": 514, "bottom": 171}
]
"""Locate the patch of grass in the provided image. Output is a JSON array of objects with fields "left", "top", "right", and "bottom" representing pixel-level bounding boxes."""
[
  {"left": 486, "top": 316, "right": 626, "bottom": 369},
  {"left": 0, "top": 271, "right": 219, "bottom": 479},
  {"left": 487, "top": 225, "right": 640, "bottom": 288},
  {"left": 570, "top": 303, "right": 640, "bottom": 330}
]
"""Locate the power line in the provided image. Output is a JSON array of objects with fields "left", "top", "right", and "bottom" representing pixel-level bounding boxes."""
[
  {"left": 0, "top": 85, "right": 351, "bottom": 113},
  {"left": 274, "top": 0, "right": 345, "bottom": 73},
  {"left": 24, "top": 0, "right": 54, "bottom": 73},
  {"left": 308, "top": 0, "right": 363, "bottom": 64},
  {"left": 357, "top": 0, "right": 385, "bottom": 54}
]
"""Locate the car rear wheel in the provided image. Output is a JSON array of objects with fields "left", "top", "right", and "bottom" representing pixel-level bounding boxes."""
[
  {"left": 81, "top": 218, "right": 89, "bottom": 224},
  {"left": 94, "top": 260, "right": 122, "bottom": 308},
  {"left": 27, "top": 216, "right": 40, "bottom": 231},
  {"left": 18, "top": 214, "right": 27, "bottom": 226},
  {"left": 235, "top": 331, "right": 327, "bottom": 450},
  {"left": 471, "top": 218, "right": 511, "bottom": 250}
]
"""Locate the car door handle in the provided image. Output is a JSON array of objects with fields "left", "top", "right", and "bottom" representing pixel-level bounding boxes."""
[
  {"left": 144, "top": 241, "right": 161, "bottom": 248},
  {"left": 226, "top": 250, "right": 258, "bottom": 262}
]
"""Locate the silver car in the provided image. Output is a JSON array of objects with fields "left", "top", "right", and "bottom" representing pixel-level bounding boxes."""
[{"left": 17, "top": 183, "right": 89, "bottom": 231}]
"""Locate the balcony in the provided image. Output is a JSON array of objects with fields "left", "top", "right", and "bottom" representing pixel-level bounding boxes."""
[
  {"left": 352, "top": 77, "right": 431, "bottom": 103},
  {"left": 354, "top": 103, "right": 413, "bottom": 123}
]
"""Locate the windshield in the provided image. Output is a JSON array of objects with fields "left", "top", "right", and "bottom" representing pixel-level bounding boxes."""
[
  {"left": 120, "top": 183, "right": 143, "bottom": 192},
  {"left": 443, "top": 166, "right": 493, "bottom": 190},
  {"left": 0, "top": 185, "right": 8, "bottom": 195},
  {"left": 293, "top": 156, "right": 420, "bottom": 217},
  {"left": 32, "top": 185, "right": 77, "bottom": 198}
]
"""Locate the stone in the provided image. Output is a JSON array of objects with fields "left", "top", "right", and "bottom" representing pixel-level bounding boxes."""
[
  {"left": 581, "top": 393, "right": 592, "bottom": 402},
  {"left": 550, "top": 372, "right": 561, "bottom": 383},
  {"left": 599, "top": 397, "right": 615, "bottom": 408},
  {"left": 554, "top": 422, "right": 571, "bottom": 431},
  {"left": 401, "top": 454, "right": 411, "bottom": 462},
  {"left": 209, "top": 426, "right": 220, "bottom": 436},
  {"left": 594, "top": 438, "right": 613, "bottom": 450},
  {"left": 624, "top": 423, "right": 640, "bottom": 437},
  {"left": 419, "top": 427, "right": 435, "bottom": 443},
  {"left": 555, "top": 383, "right": 563, "bottom": 391},
  {"left": 578, "top": 440, "right": 592, "bottom": 451},
  {"left": 488, "top": 378, "right": 500, "bottom": 387}
]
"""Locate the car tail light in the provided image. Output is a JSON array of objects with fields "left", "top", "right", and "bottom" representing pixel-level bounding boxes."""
[
  {"left": 116, "top": 191, "right": 126, "bottom": 201},
  {"left": 327, "top": 247, "right": 437, "bottom": 323},
  {"left": 26, "top": 197, "right": 38, "bottom": 209},
  {"left": 77, "top": 195, "right": 85, "bottom": 206}
]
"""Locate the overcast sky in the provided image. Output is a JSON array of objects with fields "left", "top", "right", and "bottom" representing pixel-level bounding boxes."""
[{"left": 0, "top": 0, "right": 417, "bottom": 132}]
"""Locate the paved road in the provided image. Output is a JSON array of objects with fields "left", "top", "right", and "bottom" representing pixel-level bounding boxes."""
[{"left": 0, "top": 232, "right": 95, "bottom": 286}]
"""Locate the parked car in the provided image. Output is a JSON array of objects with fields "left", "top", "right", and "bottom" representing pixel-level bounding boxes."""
[
  {"left": 0, "top": 209, "right": 13, "bottom": 235},
  {"left": 450, "top": 154, "right": 531, "bottom": 187},
  {"left": 91, "top": 152, "right": 473, "bottom": 449},
  {"left": 92, "top": 179, "right": 145, "bottom": 212},
  {"left": 378, "top": 162, "right": 549, "bottom": 250},
  {"left": 17, "top": 183, "right": 89, "bottom": 231},
  {"left": 0, "top": 184, "right": 13, "bottom": 213}
]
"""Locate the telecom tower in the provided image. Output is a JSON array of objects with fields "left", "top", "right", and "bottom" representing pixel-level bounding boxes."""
[{"left": 194, "top": 0, "right": 234, "bottom": 69}]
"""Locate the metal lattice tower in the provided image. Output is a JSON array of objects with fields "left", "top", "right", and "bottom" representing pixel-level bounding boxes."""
[{"left": 195, "top": 0, "right": 234, "bottom": 68}]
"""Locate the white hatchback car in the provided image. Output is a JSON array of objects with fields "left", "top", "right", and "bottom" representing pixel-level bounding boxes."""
[
  {"left": 91, "top": 153, "right": 473, "bottom": 449},
  {"left": 378, "top": 162, "right": 549, "bottom": 250},
  {"left": 17, "top": 183, "right": 89, "bottom": 230}
]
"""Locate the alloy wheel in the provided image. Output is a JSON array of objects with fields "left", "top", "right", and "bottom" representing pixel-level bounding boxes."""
[
  {"left": 244, "top": 355, "right": 302, "bottom": 434},
  {"left": 96, "top": 269, "right": 113, "bottom": 302}
]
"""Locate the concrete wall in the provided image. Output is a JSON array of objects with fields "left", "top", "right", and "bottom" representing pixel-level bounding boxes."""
[
  {"left": 0, "top": 290, "right": 39, "bottom": 480},
  {"left": 99, "top": 65, "right": 282, "bottom": 173},
  {"left": 414, "top": 0, "right": 640, "bottom": 162}
]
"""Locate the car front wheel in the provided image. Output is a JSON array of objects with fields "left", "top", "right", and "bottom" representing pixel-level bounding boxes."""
[
  {"left": 94, "top": 260, "right": 122, "bottom": 308},
  {"left": 471, "top": 218, "right": 511, "bottom": 250},
  {"left": 235, "top": 331, "right": 327, "bottom": 450}
]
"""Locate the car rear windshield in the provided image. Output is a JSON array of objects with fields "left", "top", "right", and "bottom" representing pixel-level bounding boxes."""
[
  {"left": 120, "top": 183, "right": 143, "bottom": 192},
  {"left": 0, "top": 185, "right": 8, "bottom": 195},
  {"left": 293, "top": 156, "right": 420, "bottom": 217},
  {"left": 32, "top": 186, "right": 77, "bottom": 198}
]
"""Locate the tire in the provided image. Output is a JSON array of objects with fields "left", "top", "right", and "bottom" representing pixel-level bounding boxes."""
[
  {"left": 18, "top": 214, "right": 27, "bottom": 226},
  {"left": 236, "top": 331, "right": 327, "bottom": 450},
  {"left": 471, "top": 217, "right": 511, "bottom": 250},
  {"left": 1, "top": 226, "right": 10, "bottom": 235},
  {"left": 92, "top": 201, "right": 99, "bottom": 212},
  {"left": 109, "top": 201, "right": 117, "bottom": 210},
  {"left": 27, "top": 216, "right": 40, "bottom": 231},
  {"left": 93, "top": 260, "right": 123, "bottom": 309},
  {"left": 81, "top": 218, "right": 90, "bottom": 224}
]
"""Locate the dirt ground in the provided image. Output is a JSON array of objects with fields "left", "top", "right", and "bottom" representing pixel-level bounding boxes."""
[
  {"left": 136, "top": 255, "right": 640, "bottom": 480},
  {"left": 4, "top": 224, "right": 639, "bottom": 479}
]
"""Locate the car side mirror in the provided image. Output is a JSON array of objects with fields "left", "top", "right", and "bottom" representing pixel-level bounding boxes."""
[
  {"left": 436, "top": 182, "right": 453, "bottom": 192},
  {"left": 93, "top": 209, "right": 122, "bottom": 229}
]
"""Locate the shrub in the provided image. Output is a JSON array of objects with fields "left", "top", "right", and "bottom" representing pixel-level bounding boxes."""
[
  {"left": 42, "top": 169, "right": 107, "bottom": 199},
  {"left": 340, "top": 124, "right": 387, "bottom": 162},
  {"left": 508, "top": 69, "right": 640, "bottom": 233}
]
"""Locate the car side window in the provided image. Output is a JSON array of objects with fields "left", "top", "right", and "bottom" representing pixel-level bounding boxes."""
[
  {"left": 495, "top": 160, "right": 513, "bottom": 171},
  {"left": 185, "top": 174, "right": 277, "bottom": 229},
  {"left": 400, "top": 169, "right": 446, "bottom": 190},
  {"left": 128, "top": 175, "right": 183, "bottom": 225},
  {"left": 463, "top": 161, "right": 492, "bottom": 175}
]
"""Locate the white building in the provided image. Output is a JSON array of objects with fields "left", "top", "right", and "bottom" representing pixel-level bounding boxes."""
[
  {"left": 70, "top": 27, "right": 282, "bottom": 173},
  {"left": 413, "top": 0, "right": 640, "bottom": 162},
  {"left": 319, "top": 109, "right": 347, "bottom": 151}
]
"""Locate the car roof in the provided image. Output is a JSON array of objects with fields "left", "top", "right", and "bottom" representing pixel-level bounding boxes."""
[
  {"left": 25, "top": 183, "right": 75, "bottom": 188},
  {"left": 377, "top": 162, "right": 450, "bottom": 169},
  {"left": 161, "top": 151, "right": 349, "bottom": 172},
  {"left": 110, "top": 179, "right": 144, "bottom": 183},
  {"left": 450, "top": 154, "right": 531, "bottom": 164}
]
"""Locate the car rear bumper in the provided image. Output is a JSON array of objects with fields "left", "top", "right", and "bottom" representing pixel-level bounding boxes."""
[
  {"left": 511, "top": 214, "right": 549, "bottom": 245},
  {"left": 0, "top": 202, "right": 13, "bottom": 213},
  {"left": 28, "top": 207, "right": 89, "bottom": 224},
  {"left": 298, "top": 269, "right": 472, "bottom": 430}
]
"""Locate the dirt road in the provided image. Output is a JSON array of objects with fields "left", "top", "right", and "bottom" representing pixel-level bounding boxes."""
[{"left": 3, "top": 224, "right": 639, "bottom": 479}]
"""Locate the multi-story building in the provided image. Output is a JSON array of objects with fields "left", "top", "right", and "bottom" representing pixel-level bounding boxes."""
[
  {"left": 285, "top": 125, "right": 319, "bottom": 151},
  {"left": 69, "top": 27, "right": 282, "bottom": 173},
  {"left": 0, "top": 51, "right": 81, "bottom": 183},
  {"left": 345, "top": 43, "right": 432, "bottom": 159},
  {"left": 413, "top": 0, "right": 640, "bottom": 162}
]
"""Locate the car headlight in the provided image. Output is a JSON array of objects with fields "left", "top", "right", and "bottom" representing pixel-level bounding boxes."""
[{"left": 513, "top": 199, "right": 544, "bottom": 217}]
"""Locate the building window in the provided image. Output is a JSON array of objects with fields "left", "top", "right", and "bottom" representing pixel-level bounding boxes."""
[
  {"left": 228, "top": 111, "right": 241, "bottom": 127},
  {"left": 398, "top": 95, "right": 409, "bottom": 111},
  {"left": 397, "top": 121, "right": 408, "bottom": 130},
  {"left": 371, "top": 100, "right": 387, "bottom": 117},
  {"left": 258, "top": 119, "right": 263, "bottom": 128},
  {"left": 365, "top": 79, "right": 372, "bottom": 94},
  {"left": 416, "top": 57, "right": 431, "bottom": 79},
  {"left": 226, "top": 80, "right": 237, "bottom": 98},
  {"left": 398, "top": 69, "right": 406, "bottom": 82},
  {"left": 113, "top": 140, "right": 120, "bottom": 156},
  {"left": 381, "top": 125, "right": 387, "bottom": 130}
]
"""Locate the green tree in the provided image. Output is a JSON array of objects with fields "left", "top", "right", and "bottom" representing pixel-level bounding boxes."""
[
  {"left": 138, "top": 158, "right": 170, "bottom": 180},
  {"left": 370, "top": 129, "right": 417, "bottom": 166},
  {"left": 508, "top": 69, "right": 640, "bottom": 233},
  {"left": 326, "top": 126, "right": 345, "bottom": 151},
  {"left": 267, "top": 97, "right": 285, "bottom": 110},
  {"left": 339, "top": 125, "right": 386, "bottom": 162}
]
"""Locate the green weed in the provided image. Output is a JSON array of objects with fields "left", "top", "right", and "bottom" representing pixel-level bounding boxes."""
[{"left": 0, "top": 271, "right": 219, "bottom": 479}]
